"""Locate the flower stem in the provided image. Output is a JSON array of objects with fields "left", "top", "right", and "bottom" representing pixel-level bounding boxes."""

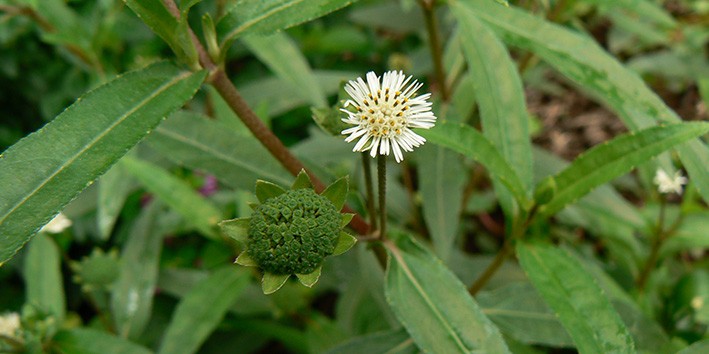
[
  {"left": 377, "top": 154, "right": 388, "bottom": 240},
  {"left": 362, "top": 153, "right": 377, "bottom": 232},
  {"left": 419, "top": 0, "right": 449, "bottom": 101},
  {"left": 469, "top": 239, "right": 513, "bottom": 295}
]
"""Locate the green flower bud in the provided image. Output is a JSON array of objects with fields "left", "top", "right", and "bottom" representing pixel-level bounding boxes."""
[{"left": 248, "top": 188, "right": 341, "bottom": 275}]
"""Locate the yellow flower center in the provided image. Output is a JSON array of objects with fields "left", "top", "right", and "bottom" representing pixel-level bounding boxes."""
[{"left": 355, "top": 89, "right": 409, "bottom": 138}]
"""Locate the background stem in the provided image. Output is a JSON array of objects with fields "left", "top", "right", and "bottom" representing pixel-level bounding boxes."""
[
  {"left": 468, "top": 239, "right": 513, "bottom": 295},
  {"left": 420, "top": 0, "right": 449, "bottom": 101},
  {"left": 636, "top": 197, "right": 668, "bottom": 291}
]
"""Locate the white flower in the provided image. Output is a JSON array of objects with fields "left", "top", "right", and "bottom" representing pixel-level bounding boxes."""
[
  {"left": 0, "top": 312, "right": 20, "bottom": 338},
  {"left": 653, "top": 169, "right": 687, "bottom": 195},
  {"left": 340, "top": 71, "right": 436, "bottom": 163},
  {"left": 40, "top": 212, "right": 72, "bottom": 234}
]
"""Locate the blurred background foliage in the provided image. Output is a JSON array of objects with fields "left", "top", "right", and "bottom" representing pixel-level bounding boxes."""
[{"left": 0, "top": 0, "right": 708, "bottom": 353}]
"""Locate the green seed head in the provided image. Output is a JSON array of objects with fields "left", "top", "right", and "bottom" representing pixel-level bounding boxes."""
[{"left": 248, "top": 188, "right": 341, "bottom": 275}]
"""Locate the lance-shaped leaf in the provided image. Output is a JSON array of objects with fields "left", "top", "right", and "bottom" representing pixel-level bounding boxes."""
[
  {"left": 243, "top": 33, "right": 327, "bottom": 107},
  {"left": 324, "top": 329, "right": 416, "bottom": 354},
  {"left": 53, "top": 328, "right": 152, "bottom": 354},
  {"left": 111, "top": 201, "right": 163, "bottom": 339},
  {"left": 121, "top": 156, "right": 221, "bottom": 239},
  {"left": 123, "top": 0, "right": 197, "bottom": 66},
  {"left": 147, "top": 111, "right": 291, "bottom": 189},
  {"left": 539, "top": 123, "right": 709, "bottom": 217},
  {"left": 453, "top": 2, "right": 532, "bottom": 190},
  {"left": 417, "top": 145, "right": 466, "bottom": 263},
  {"left": 158, "top": 267, "right": 250, "bottom": 354},
  {"left": 420, "top": 122, "right": 531, "bottom": 210},
  {"left": 217, "top": 0, "right": 357, "bottom": 47},
  {"left": 516, "top": 240, "right": 635, "bottom": 354},
  {"left": 0, "top": 62, "right": 206, "bottom": 264},
  {"left": 385, "top": 235, "right": 510, "bottom": 353},
  {"left": 25, "top": 233, "right": 65, "bottom": 321},
  {"left": 459, "top": 0, "right": 709, "bottom": 205}
]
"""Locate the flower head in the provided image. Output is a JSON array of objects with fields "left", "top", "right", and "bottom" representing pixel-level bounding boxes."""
[
  {"left": 340, "top": 71, "right": 436, "bottom": 163},
  {"left": 654, "top": 169, "right": 687, "bottom": 195},
  {"left": 219, "top": 171, "right": 357, "bottom": 294}
]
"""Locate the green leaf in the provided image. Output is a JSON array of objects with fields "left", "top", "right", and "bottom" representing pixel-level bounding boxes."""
[
  {"left": 417, "top": 144, "right": 466, "bottom": 262},
  {"left": 453, "top": 3, "right": 532, "bottom": 220},
  {"left": 296, "top": 266, "right": 322, "bottom": 287},
  {"left": 321, "top": 176, "right": 349, "bottom": 210},
  {"left": 584, "top": 0, "right": 676, "bottom": 28},
  {"left": 678, "top": 339, "right": 709, "bottom": 354},
  {"left": 516, "top": 240, "right": 635, "bottom": 354},
  {"left": 25, "top": 233, "right": 65, "bottom": 321},
  {"left": 243, "top": 33, "right": 327, "bottom": 107},
  {"left": 217, "top": 0, "right": 357, "bottom": 46},
  {"left": 453, "top": 3, "right": 531, "bottom": 223},
  {"left": 262, "top": 273, "right": 290, "bottom": 294},
  {"left": 341, "top": 213, "right": 354, "bottom": 228},
  {"left": 660, "top": 212, "right": 709, "bottom": 258},
  {"left": 453, "top": 2, "right": 531, "bottom": 190},
  {"left": 111, "top": 201, "right": 163, "bottom": 339},
  {"left": 120, "top": 156, "right": 221, "bottom": 239},
  {"left": 241, "top": 70, "right": 358, "bottom": 118},
  {"left": 332, "top": 232, "right": 357, "bottom": 256},
  {"left": 147, "top": 111, "right": 290, "bottom": 189},
  {"left": 0, "top": 62, "right": 205, "bottom": 265},
  {"left": 291, "top": 170, "right": 313, "bottom": 190},
  {"left": 384, "top": 235, "right": 510, "bottom": 353},
  {"left": 53, "top": 328, "right": 152, "bottom": 354},
  {"left": 539, "top": 123, "right": 709, "bottom": 217},
  {"left": 478, "top": 283, "right": 573, "bottom": 347},
  {"left": 235, "top": 252, "right": 257, "bottom": 267},
  {"left": 419, "top": 121, "right": 530, "bottom": 209},
  {"left": 158, "top": 267, "right": 250, "bottom": 354},
  {"left": 459, "top": 0, "right": 709, "bottom": 205},
  {"left": 255, "top": 180, "right": 287, "bottom": 203},
  {"left": 123, "top": 0, "right": 196, "bottom": 66},
  {"left": 219, "top": 218, "right": 250, "bottom": 243},
  {"left": 532, "top": 148, "right": 645, "bottom": 274},
  {"left": 97, "top": 162, "right": 133, "bottom": 240},
  {"left": 324, "top": 329, "right": 416, "bottom": 354}
]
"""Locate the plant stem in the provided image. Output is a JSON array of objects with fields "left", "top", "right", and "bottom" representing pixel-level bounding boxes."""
[
  {"left": 636, "top": 197, "right": 668, "bottom": 291},
  {"left": 469, "top": 239, "right": 513, "bottom": 295},
  {"left": 419, "top": 0, "right": 449, "bottom": 101},
  {"left": 161, "top": 0, "right": 374, "bottom": 235},
  {"left": 362, "top": 153, "right": 377, "bottom": 232},
  {"left": 377, "top": 154, "right": 388, "bottom": 240}
]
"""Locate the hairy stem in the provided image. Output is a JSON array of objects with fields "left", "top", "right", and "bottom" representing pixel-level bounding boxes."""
[
  {"left": 420, "top": 0, "right": 449, "bottom": 101},
  {"left": 362, "top": 153, "right": 377, "bottom": 232},
  {"left": 377, "top": 154, "right": 388, "bottom": 240}
]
